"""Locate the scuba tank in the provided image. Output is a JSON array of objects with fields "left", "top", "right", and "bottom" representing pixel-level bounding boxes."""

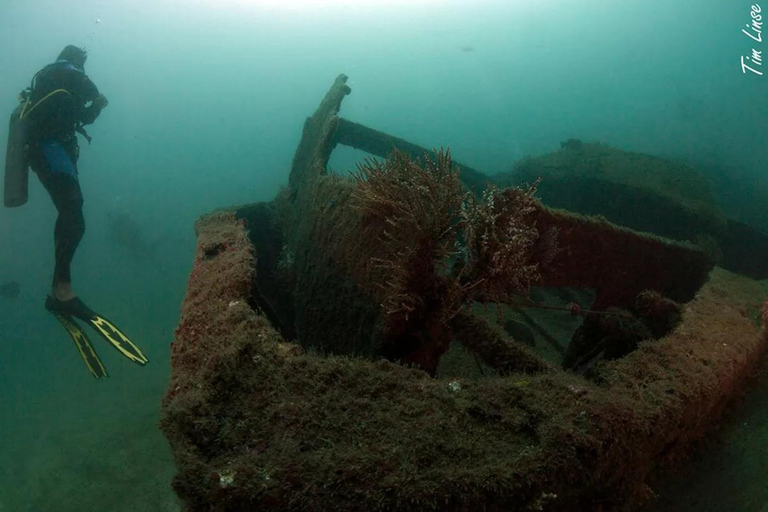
[
  {"left": 4, "top": 78, "right": 72, "bottom": 208},
  {"left": 4, "top": 99, "right": 29, "bottom": 208},
  {"left": 5, "top": 60, "right": 86, "bottom": 207}
]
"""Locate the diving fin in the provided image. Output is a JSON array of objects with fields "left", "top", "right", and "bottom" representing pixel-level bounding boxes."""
[
  {"left": 46, "top": 296, "right": 149, "bottom": 367},
  {"left": 48, "top": 310, "right": 108, "bottom": 379}
]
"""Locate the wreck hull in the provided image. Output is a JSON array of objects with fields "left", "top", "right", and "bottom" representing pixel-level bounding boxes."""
[{"left": 161, "top": 212, "right": 768, "bottom": 512}]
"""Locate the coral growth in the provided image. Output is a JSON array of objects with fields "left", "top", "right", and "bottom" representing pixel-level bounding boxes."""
[
  {"left": 458, "top": 179, "right": 558, "bottom": 305},
  {"left": 340, "top": 149, "right": 554, "bottom": 373},
  {"left": 634, "top": 290, "right": 683, "bottom": 338},
  {"left": 563, "top": 290, "right": 684, "bottom": 375},
  {"left": 349, "top": 149, "right": 466, "bottom": 322}
]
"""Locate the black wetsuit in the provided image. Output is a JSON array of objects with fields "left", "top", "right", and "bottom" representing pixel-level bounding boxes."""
[{"left": 25, "top": 59, "right": 105, "bottom": 287}]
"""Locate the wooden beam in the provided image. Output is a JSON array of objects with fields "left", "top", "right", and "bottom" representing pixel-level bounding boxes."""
[{"left": 334, "top": 117, "right": 491, "bottom": 193}]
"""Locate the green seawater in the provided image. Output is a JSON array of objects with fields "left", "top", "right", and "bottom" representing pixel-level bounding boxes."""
[{"left": 0, "top": 0, "right": 766, "bottom": 510}]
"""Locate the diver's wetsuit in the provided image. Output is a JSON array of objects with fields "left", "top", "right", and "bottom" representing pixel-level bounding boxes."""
[{"left": 25, "top": 54, "right": 105, "bottom": 288}]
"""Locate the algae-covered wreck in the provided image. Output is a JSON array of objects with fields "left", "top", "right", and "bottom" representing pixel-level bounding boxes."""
[{"left": 160, "top": 75, "right": 768, "bottom": 512}]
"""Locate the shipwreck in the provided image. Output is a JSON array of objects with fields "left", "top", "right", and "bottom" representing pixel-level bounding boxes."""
[{"left": 160, "top": 75, "right": 768, "bottom": 512}]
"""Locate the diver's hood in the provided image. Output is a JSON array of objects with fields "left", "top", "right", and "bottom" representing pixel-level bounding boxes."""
[{"left": 57, "top": 45, "right": 87, "bottom": 68}]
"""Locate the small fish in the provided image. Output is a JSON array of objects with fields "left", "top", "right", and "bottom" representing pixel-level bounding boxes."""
[{"left": 0, "top": 281, "right": 20, "bottom": 299}]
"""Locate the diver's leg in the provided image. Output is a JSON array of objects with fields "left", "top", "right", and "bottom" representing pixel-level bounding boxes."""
[
  {"left": 31, "top": 139, "right": 84, "bottom": 301},
  {"left": 49, "top": 174, "right": 85, "bottom": 301}
]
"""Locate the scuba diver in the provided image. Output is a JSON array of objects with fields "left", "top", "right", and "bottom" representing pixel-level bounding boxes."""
[
  {"left": 26, "top": 45, "right": 106, "bottom": 303},
  {"left": 3, "top": 45, "right": 148, "bottom": 378}
]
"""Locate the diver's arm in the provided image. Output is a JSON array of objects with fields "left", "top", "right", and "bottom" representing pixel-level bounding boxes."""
[{"left": 80, "top": 77, "right": 108, "bottom": 125}]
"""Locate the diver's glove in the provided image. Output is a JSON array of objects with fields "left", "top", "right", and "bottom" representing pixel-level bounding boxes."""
[{"left": 92, "top": 94, "right": 109, "bottom": 109}]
